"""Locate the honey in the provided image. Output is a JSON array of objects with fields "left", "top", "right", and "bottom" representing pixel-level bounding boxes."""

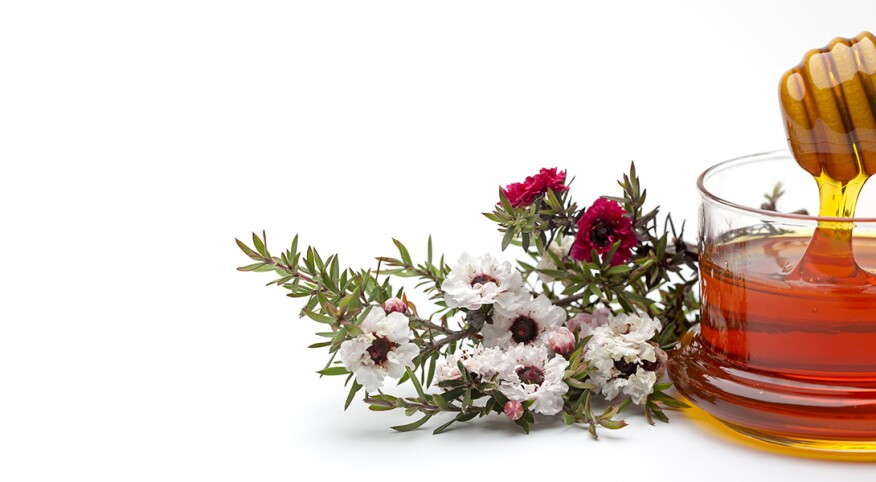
[
  {"left": 671, "top": 32, "right": 876, "bottom": 451},
  {"left": 674, "top": 234, "right": 876, "bottom": 449}
]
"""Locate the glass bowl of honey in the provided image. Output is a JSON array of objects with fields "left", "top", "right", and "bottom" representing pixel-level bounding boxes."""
[{"left": 670, "top": 150, "right": 876, "bottom": 452}]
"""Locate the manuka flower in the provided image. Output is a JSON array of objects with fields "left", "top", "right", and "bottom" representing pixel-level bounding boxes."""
[
  {"left": 435, "top": 345, "right": 516, "bottom": 383},
  {"left": 482, "top": 295, "right": 566, "bottom": 348},
  {"left": 584, "top": 312, "right": 663, "bottom": 404},
  {"left": 570, "top": 197, "right": 637, "bottom": 266},
  {"left": 441, "top": 253, "right": 527, "bottom": 311},
  {"left": 498, "top": 344, "right": 569, "bottom": 416},
  {"left": 339, "top": 308, "right": 418, "bottom": 392},
  {"left": 501, "top": 167, "right": 569, "bottom": 208}
]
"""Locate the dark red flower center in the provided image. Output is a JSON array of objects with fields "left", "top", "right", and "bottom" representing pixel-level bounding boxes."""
[
  {"left": 613, "top": 359, "right": 639, "bottom": 378},
  {"left": 510, "top": 316, "right": 539, "bottom": 344},
  {"left": 367, "top": 335, "right": 398, "bottom": 366},
  {"left": 517, "top": 365, "right": 545, "bottom": 385},
  {"left": 470, "top": 274, "right": 498, "bottom": 287},
  {"left": 589, "top": 220, "right": 614, "bottom": 248}
]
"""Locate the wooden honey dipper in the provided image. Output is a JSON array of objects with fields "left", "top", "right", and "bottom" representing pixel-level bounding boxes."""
[{"left": 779, "top": 32, "right": 876, "bottom": 284}]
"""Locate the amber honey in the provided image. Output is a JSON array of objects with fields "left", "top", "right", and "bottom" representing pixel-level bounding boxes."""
[
  {"left": 672, "top": 233, "right": 876, "bottom": 450},
  {"left": 671, "top": 32, "right": 876, "bottom": 451}
]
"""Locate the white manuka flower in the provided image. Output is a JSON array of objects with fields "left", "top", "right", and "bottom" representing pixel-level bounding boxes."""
[
  {"left": 339, "top": 308, "right": 418, "bottom": 392},
  {"left": 535, "top": 236, "right": 574, "bottom": 283},
  {"left": 584, "top": 312, "right": 663, "bottom": 405},
  {"left": 482, "top": 295, "right": 566, "bottom": 348},
  {"left": 435, "top": 345, "right": 517, "bottom": 383},
  {"left": 498, "top": 344, "right": 569, "bottom": 416},
  {"left": 441, "top": 253, "right": 527, "bottom": 311}
]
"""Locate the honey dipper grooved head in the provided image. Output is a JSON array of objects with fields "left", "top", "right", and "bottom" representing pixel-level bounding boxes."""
[{"left": 779, "top": 32, "right": 876, "bottom": 182}]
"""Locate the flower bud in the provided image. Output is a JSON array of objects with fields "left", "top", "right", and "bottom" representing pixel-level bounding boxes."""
[
  {"left": 567, "top": 307, "right": 611, "bottom": 337},
  {"left": 383, "top": 297, "right": 408, "bottom": 315},
  {"left": 548, "top": 327, "right": 576, "bottom": 355},
  {"left": 504, "top": 400, "right": 524, "bottom": 421}
]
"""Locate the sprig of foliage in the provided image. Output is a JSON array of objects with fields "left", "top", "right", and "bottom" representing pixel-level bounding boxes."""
[
  {"left": 490, "top": 163, "right": 700, "bottom": 348},
  {"left": 238, "top": 164, "right": 696, "bottom": 438},
  {"left": 484, "top": 186, "right": 579, "bottom": 254}
]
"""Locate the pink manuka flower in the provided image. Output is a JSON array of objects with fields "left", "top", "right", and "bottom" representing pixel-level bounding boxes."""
[
  {"left": 500, "top": 167, "right": 569, "bottom": 208},
  {"left": 571, "top": 198, "right": 637, "bottom": 266}
]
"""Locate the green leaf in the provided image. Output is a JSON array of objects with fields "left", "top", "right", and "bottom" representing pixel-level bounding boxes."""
[
  {"left": 345, "top": 380, "right": 362, "bottom": 410},
  {"left": 426, "top": 355, "right": 437, "bottom": 387},
  {"left": 235, "top": 238, "right": 261, "bottom": 260},
  {"left": 456, "top": 412, "right": 478, "bottom": 422},
  {"left": 499, "top": 187, "right": 514, "bottom": 213},
  {"left": 650, "top": 391, "right": 690, "bottom": 409},
  {"left": 391, "top": 413, "right": 434, "bottom": 432},
  {"left": 237, "top": 262, "right": 267, "bottom": 272},
  {"left": 648, "top": 404, "right": 669, "bottom": 423},
  {"left": 252, "top": 232, "right": 266, "bottom": 257},
  {"left": 290, "top": 234, "right": 299, "bottom": 256},
  {"left": 406, "top": 368, "right": 426, "bottom": 399},
  {"left": 432, "top": 393, "right": 450, "bottom": 410},
  {"left": 565, "top": 378, "right": 594, "bottom": 390},
  {"left": 393, "top": 239, "right": 413, "bottom": 266},
  {"left": 369, "top": 404, "right": 395, "bottom": 412},
  {"left": 598, "top": 418, "right": 628, "bottom": 430},
  {"left": 303, "top": 310, "right": 335, "bottom": 324},
  {"left": 602, "top": 240, "right": 621, "bottom": 268},
  {"left": 432, "top": 417, "right": 456, "bottom": 434},
  {"left": 317, "top": 366, "right": 349, "bottom": 376},
  {"left": 501, "top": 229, "right": 515, "bottom": 251},
  {"left": 427, "top": 235, "right": 433, "bottom": 264},
  {"left": 514, "top": 418, "right": 531, "bottom": 434}
]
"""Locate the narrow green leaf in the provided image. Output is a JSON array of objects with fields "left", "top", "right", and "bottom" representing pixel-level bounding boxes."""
[
  {"left": 407, "top": 368, "right": 426, "bottom": 400},
  {"left": 456, "top": 412, "right": 478, "bottom": 422},
  {"left": 499, "top": 187, "right": 514, "bottom": 213},
  {"left": 290, "top": 234, "right": 299, "bottom": 256},
  {"left": 344, "top": 380, "right": 362, "bottom": 410},
  {"left": 432, "top": 393, "right": 449, "bottom": 410},
  {"left": 598, "top": 419, "right": 628, "bottom": 430},
  {"left": 501, "top": 229, "right": 515, "bottom": 251},
  {"left": 303, "top": 310, "right": 335, "bottom": 324},
  {"left": 317, "top": 366, "right": 349, "bottom": 376},
  {"left": 252, "top": 232, "right": 266, "bottom": 257},
  {"left": 432, "top": 417, "right": 456, "bottom": 434},
  {"left": 391, "top": 413, "right": 434, "bottom": 432},
  {"left": 369, "top": 404, "right": 395, "bottom": 412},
  {"left": 426, "top": 355, "right": 437, "bottom": 387},
  {"left": 393, "top": 239, "right": 413, "bottom": 266},
  {"left": 235, "top": 238, "right": 261, "bottom": 260},
  {"left": 237, "top": 262, "right": 267, "bottom": 272},
  {"left": 565, "top": 378, "right": 594, "bottom": 390}
]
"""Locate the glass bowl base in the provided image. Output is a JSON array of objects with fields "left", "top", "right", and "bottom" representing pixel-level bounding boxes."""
[
  {"left": 669, "top": 327, "right": 876, "bottom": 454},
  {"left": 715, "top": 418, "right": 876, "bottom": 453}
]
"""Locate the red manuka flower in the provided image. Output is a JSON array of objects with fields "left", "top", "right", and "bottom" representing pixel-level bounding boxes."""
[
  {"left": 571, "top": 198, "right": 638, "bottom": 266},
  {"left": 501, "top": 168, "right": 569, "bottom": 208}
]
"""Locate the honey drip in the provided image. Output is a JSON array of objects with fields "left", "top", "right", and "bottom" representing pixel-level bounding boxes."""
[{"left": 779, "top": 32, "right": 876, "bottom": 284}]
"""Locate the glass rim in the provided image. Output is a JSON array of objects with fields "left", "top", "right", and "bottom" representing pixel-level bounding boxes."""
[{"left": 697, "top": 150, "right": 876, "bottom": 224}]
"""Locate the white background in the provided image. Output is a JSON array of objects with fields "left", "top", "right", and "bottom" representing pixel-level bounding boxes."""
[{"left": 2, "top": 1, "right": 876, "bottom": 480}]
